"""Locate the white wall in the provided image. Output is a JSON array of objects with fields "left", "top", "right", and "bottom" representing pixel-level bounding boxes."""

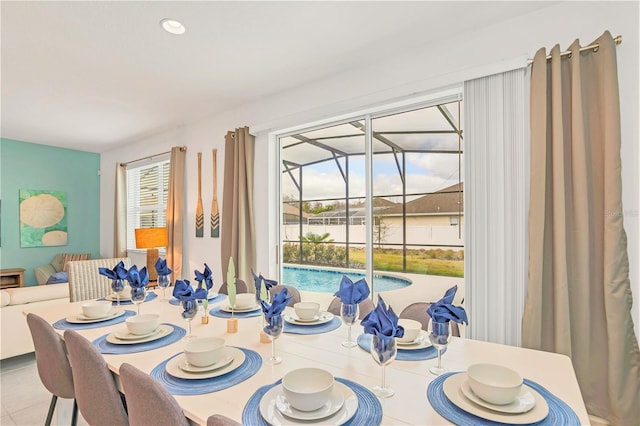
[{"left": 100, "top": 1, "right": 639, "bottom": 340}]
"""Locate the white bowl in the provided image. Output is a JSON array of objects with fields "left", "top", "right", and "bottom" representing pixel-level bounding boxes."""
[
  {"left": 232, "top": 293, "right": 255, "bottom": 309},
  {"left": 184, "top": 337, "right": 225, "bottom": 367},
  {"left": 467, "top": 363, "right": 523, "bottom": 405},
  {"left": 282, "top": 368, "right": 334, "bottom": 412},
  {"left": 125, "top": 314, "right": 160, "bottom": 335},
  {"left": 397, "top": 318, "right": 422, "bottom": 343},
  {"left": 81, "top": 300, "right": 112, "bottom": 318},
  {"left": 294, "top": 302, "right": 320, "bottom": 320}
]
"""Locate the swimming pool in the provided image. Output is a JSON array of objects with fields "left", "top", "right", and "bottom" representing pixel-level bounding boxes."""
[{"left": 282, "top": 265, "right": 412, "bottom": 293}]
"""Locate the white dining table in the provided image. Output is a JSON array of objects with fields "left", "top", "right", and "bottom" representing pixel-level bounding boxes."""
[{"left": 24, "top": 291, "right": 590, "bottom": 425}]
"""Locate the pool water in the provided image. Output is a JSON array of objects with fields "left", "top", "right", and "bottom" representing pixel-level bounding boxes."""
[{"left": 282, "top": 266, "right": 412, "bottom": 293}]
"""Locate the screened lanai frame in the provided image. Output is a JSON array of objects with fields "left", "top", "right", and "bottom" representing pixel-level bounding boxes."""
[{"left": 278, "top": 90, "right": 464, "bottom": 286}]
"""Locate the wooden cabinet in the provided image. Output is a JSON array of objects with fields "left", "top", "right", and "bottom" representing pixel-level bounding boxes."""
[{"left": 0, "top": 268, "right": 25, "bottom": 289}]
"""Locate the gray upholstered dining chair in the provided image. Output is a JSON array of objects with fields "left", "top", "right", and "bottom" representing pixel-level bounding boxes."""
[
  {"left": 399, "top": 302, "right": 461, "bottom": 337},
  {"left": 120, "top": 363, "right": 240, "bottom": 426},
  {"left": 26, "top": 313, "right": 78, "bottom": 426},
  {"left": 63, "top": 329, "right": 129, "bottom": 426},
  {"left": 327, "top": 296, "right": 375, "bottom": 319},
  {"left": 269, "top": 284, "right": 301, "bottom": 307},
  {"left": 67, "top": 257, "right": 131, "bottom": 302},
  {"left": 218, "top": 279, "right": 248, "bottom": 295}
]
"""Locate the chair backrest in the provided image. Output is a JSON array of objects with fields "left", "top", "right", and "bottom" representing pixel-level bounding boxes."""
[
  {"left": 119, "top": 363, "right": 189, "bottom": 426},
  {"left": 269, "top": 285, "right": 301, "bottom": 307},
  {"left": 26, "top": 313, "right": 75, "bottom": 399},
  {"left": 218, "top": 279, "right": 248, "bottom": 295},
  {"left": 63, "top": 330, "right": 129, "bottom": 426},
  {"left": 399, "top": 302, "right": 460, "bottom": 337},
  {"left": 206, "top": 414, "right": 242, "bottom": 426},
  {"left": 67, "top": 257, "right": 131, "bottom": 302},
  {"left": 327, "top": 296, "right": 375, "bottom": 320}
]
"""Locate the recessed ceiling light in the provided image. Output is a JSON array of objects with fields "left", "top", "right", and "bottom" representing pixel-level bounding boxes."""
[{"left": 160, "top": 18, "right": 185, "bottom": 35}]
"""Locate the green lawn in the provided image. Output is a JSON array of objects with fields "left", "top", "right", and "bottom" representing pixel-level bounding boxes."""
[{"left": 349, "top": 249, "right": 464, "bottom": 277}]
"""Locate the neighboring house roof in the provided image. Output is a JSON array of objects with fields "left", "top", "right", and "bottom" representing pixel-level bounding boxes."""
[
  {"left": 382, "top": 182, "right": 463, "bottom": 216},
  {"left": 282, "top": 203, "right": 311, "bottom": 219},
  {"left": 311, "top": 198, "right": 396, "bottom": 219}
]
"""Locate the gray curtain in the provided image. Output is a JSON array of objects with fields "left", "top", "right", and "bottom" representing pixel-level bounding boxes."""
[
  {"left": 522, "top": 31, "right": 639, "bottom": 424},
  {"left": 166, "top": 146, "right": 187, "bottom": 280},
  {"left": 221, "top": 127, "right": 255, "bottom": 287},
  {"left": 114, "top": 164, "right": 127, "bottom": 257}
]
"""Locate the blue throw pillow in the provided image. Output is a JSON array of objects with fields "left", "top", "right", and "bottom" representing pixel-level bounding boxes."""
[{"left": 46, "top": 271, "right": 68, "bottom": 284}]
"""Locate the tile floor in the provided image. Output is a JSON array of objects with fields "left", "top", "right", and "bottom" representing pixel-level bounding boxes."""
[{"left": 0, "top": 353, "right": 88, "bottom": 426}]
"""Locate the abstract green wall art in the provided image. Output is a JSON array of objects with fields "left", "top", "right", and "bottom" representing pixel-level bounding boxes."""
[{"left": 19, "top": 189, "right": 68, "bottom": 247}]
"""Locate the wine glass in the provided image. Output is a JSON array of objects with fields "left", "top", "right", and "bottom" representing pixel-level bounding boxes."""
[
  {"left": 340, "top": 303, "right": 359, "bottom": 347},
  {"left": 428, "top": 320, "right": 452, "bottom": 375},
  {"left": 157, "top": 274, "right": 170, "bottom": 300},
  {"left": 370, "top": 334, "right": 397, "bottom": 398},
  {"left": 111, "top": 279, "right": 124, "bottom": 307},
  {"left": 131, "top": 287, "right": 146, "bottom": 315},
  {"left": 263, "top": 314, "right": 283, "bottom": 364},
  {"left": 181, "top": 300, "right": 198, "bottom": 339}
]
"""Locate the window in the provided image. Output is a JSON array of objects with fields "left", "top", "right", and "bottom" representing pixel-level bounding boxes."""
[{"left": 126, "top": 158, "right": 170, "bottom": 249}]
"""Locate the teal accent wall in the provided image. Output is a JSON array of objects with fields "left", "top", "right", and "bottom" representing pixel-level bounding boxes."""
[{"left": 0, "top": 138, "right": 101, "bottom": 286}]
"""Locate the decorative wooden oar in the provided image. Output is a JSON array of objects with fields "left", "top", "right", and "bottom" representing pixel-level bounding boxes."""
[
  {"left": 195, "top": 152, "right": 204, "bottom": 237},
  {"left": 211, "top": 149, "right": 220, "bottom": 237}
]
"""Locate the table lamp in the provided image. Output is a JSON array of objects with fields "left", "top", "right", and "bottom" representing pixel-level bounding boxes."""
[{"left": 134, "top": 227, "right": 168, "bottom": 281}]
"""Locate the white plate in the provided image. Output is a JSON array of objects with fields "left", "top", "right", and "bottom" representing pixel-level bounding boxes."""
[
  {"left": 179, "top": 355, "right": 235, "bottom": 373},
  {"left": 219, "top": 304, "right": 261, "bottom": 313},
  {"left": 396, "top": 331, "right": 432, "bottom": 351},
  {"left": 113, "top": 327, "right": 161, "bottom": 340},
  {"left": 165, "top": 347, "right": 245, "bottom": 379},
  {"left": 284, "top": 312, "right": 334, "bottom": 326},
  {"left": 275, "top": 385, "right": 344, "bottom": 421},
  {"left": 260, "top": 382, "right": 358, "bottom": 425},
  {"left": 106, "top": 325, "right": 173, "bottom": 345},
  {"left": 460, "top": 379, "right": 537, "bottom": 414},
  {"left": 105, "top": 294, "right": 132, "bottom": 302},
  {"left": 66, "top": 309, "right": 125, "bottom": 324},
  {"left": 442, "top": 373, "right": 549, "bottom": 424}
]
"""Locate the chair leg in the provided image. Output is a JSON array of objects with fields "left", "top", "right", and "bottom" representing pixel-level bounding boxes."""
[
  {"left": 45, "top": 395, "right": 57, "bottom": 426},
  {"left": 71, "top": 399, "right": 78, "bottom": 426}
]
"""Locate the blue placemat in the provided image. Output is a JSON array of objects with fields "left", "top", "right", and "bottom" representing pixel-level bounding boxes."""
[
  {"left": 357, "top": 333, "right": 443, "bottom": 361},
  {"left": 209, "top": 305, "right": 262, "bottom": 319},
  {"left": 242, "top": 377, "right": 382, "bottom": 426},
  {"left": 92, "top": 324, "right": 186, "bottom": 354},
  {"left": 284, "top": 316, "right": 342, "bottom": 335},
  {"left": 53, "top": 310, "right": 136, "bottom": 330},
  {"left": 427, "top": 372, "right": 580, "bottom": 425},
  {"left": 169, "top": 293, "right": 227, "bottom": 306},
  {"left": 99, "top": 292, "right": 158, "bottom": 305},
  {"left": 150, "top": 347, "right": 262, "bottom": 395}
]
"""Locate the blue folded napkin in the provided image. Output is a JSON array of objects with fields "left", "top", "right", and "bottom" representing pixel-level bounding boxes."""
[
  {"left": 334, "top": 275, "right": 370, "bottom": 304},
  {"left": 361, "top": 295, "right": 404, "bottom": 339},
  {"left": 426, "top": 285, "right": 468, "bottom": 324},
  {"left": 251, "top": 270, "right": 277, "bottom": 293},
  {"left": 194, "top": 263, "right": 213, "bottom": 290},
  {"left": 260, "top": 287, "right": 292, "bottom": 321},
  {"left": 126, "top": 265, "right": 149, "bottom": 288},
  {"left": 172, "top": 279, "right": 207, "bottom": 301},
  {"left": 154, "top": 258, "right": 172, "bottom": 276},
  {"left": 98, "top": 261, "right": 128, "bottom": 280}
]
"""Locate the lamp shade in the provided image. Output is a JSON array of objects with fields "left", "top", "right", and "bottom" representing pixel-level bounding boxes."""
[{"left": 135, "top": 228, "right": 168, "bottom": 249}]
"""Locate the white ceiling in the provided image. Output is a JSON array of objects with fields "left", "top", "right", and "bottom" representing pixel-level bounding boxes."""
[{"left": 1, "top": 1, "right": 556, "bottom": 153}]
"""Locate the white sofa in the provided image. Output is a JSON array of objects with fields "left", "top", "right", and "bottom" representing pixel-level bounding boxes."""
[{"left": 1, "top": 283, "right": 70, "bottom": 360}]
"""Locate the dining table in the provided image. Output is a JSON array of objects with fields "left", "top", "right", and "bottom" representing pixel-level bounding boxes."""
[{"left": 24, "top": 290, "right": 590, "bottom": 425}]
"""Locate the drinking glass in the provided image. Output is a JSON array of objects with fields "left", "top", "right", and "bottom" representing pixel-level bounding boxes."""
[
  {"left": 111, "top": 279, "right": 125, "bottom": 307},
  {"left": 131, "top": 287, "right": 146, "bottom": 315},
  {"left": 370, "top": 334, "right": 397, "bottom": 398},
  {"left": 181, "top": 300, "right": 198, "bottom": 339},
  {"left": 428, "top": 320, "right": 452, "bottom": 375},
  {"left": 340, "top": 303, "right": 358, "bottom": 347},
  {"left": 263, "top": 314, "right": 283, "bottom": 364},
  {"left": 157, "top": 274, "right": 170, "bottom": 300}
]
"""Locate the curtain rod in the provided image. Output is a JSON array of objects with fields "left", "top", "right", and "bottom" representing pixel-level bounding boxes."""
[
  {"left": 528, "top": 34, "right": 622, "bottom": 64},
  {"left": 120, "top": 146, "right": 187, "bottom": 167}
]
